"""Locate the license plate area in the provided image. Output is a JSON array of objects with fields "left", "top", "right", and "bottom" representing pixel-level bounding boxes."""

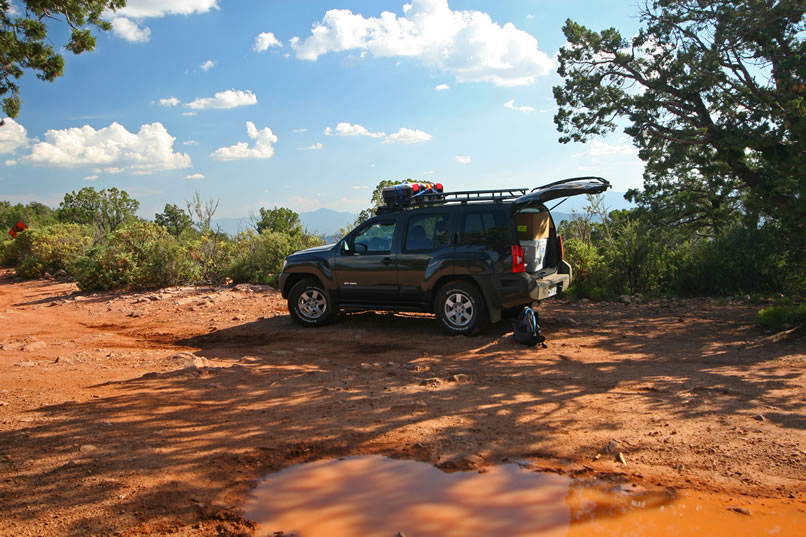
[{"left": 547, "top": 285, "right": 559, "bottom": 297}]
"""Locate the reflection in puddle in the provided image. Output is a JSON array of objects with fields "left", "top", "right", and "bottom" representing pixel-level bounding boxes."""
[{"left": 244, "top": 456, "right": 804, "bottom": 537}]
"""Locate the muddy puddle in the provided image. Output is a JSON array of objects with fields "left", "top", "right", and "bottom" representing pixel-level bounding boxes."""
[{"left": 244, "top": 456, "right": 804, "bottom": 537}]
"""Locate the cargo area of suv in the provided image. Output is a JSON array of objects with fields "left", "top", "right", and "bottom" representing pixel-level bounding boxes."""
[{"left": 279, "top": 177, "right": 610, "bottom": 335}]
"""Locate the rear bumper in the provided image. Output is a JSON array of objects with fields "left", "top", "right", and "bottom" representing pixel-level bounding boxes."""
[
  {"left": 527, "top": 271, "right": 571, "bottom": 301},
  {"left": 482, "top": 263, "right": 573, "bottom": 311}
]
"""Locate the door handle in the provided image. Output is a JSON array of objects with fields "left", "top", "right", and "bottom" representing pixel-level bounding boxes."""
[{"left": 382, "top": 257, "right": 393, "bottom": 265}]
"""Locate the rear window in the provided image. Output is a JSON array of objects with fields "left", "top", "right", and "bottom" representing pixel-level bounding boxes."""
[
  {"left": 458, "top": 210, "right": 510, "bottom": 247},
  {"left": 404, "top": 213, "right": 450, "bottom": 252}
]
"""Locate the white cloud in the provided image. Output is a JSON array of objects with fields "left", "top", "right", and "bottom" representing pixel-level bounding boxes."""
[
  {"left": 504, "top": 99, "right": 536, "bottom": 113},
  {"left": 186, "top": 173, "right": 205, "bottom": 179},
  {"left": 83, "top": 175, "right": 99, "bottom": 181},
  {"left": 299, "top": 143, "right": 323, "bottom": 151},
  {"left": 293, "top": 128, "right": 308, "bottom": 133},
  {"left": 159, "top": 97, "right": 181, "bottom": 107},
  {"left": 108, "top": 1, "right": 220, "bottom": 42},
  {"left": 210, "top": 122, "right": 277, "bottom": 160},
  {"left": 183, "top": 139, "right": 198, "bottom": 146},
  {"left": 455, "top": 155, "right": 472, "bottom": 164},
  {"left": 100, "top": 167, "right": 124, "bottom": 174},
  {"left": 323, "top": 123, "right": 430, "bottom": 144},
  {"left": 290, "top": 0, "right": 553, "bottom": 86},
  {"left": 110, "top": 17, "right": 151, "bottom": 42},
  {"left": 434, "top": 84, "right": 450, "bottom": 91},
  {"left": 117, "top": 0, "right": 220, "bottom": 18},
  {"left": 200, "top": 60, "right": 216, "bottom": 71},
  {"left": 423, "top": 170, "right": 434, "bottom": 175},
  {"left": 324, "top": 122, "right": 385, "bottom": 138},
  {"left": 24, "top": 122, "right": 192, "bottom": 172},
  {"left": 185, "top": 89, "right": 257, "bottom": 110},
  {"left": 588, "top": 139, "right": 638, "bottom": 157},
  {"left": 0, "top": 118, "right": 29, "bottom": 154},
  {"left": 6, "top": 160, "right": 17, "bottom": 166},
  {"left": 382, "top": 128, "right": 432, "bottom": 144},
  {"left": 254, "top": 32, "right": 282, "bottom": 52}
]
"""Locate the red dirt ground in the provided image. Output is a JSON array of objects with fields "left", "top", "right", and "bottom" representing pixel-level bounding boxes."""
[{"left": 0, "top": 269, "right": 803, "bottom": 536}]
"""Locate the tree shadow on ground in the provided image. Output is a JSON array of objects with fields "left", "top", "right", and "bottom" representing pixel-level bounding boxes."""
[{"left": 1, "top": 300, "right": 802, "bottom": 534}]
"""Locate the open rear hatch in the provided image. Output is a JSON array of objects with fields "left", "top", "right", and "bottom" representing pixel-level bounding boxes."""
[
  {"left": 512, "top": 176, "right": 611, "bottom": 210},
  {"left": 513, "top": 176, "right": 611, "bottom": 277}
]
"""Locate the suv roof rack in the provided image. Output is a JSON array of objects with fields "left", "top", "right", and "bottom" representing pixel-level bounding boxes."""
[
  {"left": 441, "top": 188, "right": 527, "bottom": 203},
  {"left": 376, "top": 177, "right": 609, "bottom": 213},
  {"left": 377, "top": 188, "right": 527, "bottom": 214}
]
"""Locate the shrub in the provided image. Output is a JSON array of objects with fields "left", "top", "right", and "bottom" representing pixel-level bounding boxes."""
[
  {"left": 72, "top": 221, "right": 195, "bottom": 291},
  {"left": 10, "top": 224, "right": 92, "bottom": 278},
  {"left": 563, "top": 236, "right": 608, "bottom": 299},
  {"left": 563, "top": 237, "right": 600, "bottom": 282},
  {"left": 186, "top": 231, "right": 235, "bottom": 285},
  {"left": 599, "top": 218, "right": 672, "bottom": 296},
  {"left": 672, "top": 223, "right": 797, "bottom": 296},
  {"left": 229, "top": 230, "right": 324, "bottom": 285},
  {"left": 757, "top": 303, "right": 806, "bottom": 331},
  {"left": 0, "top": 239, "right": 18, "bottom": 267}
]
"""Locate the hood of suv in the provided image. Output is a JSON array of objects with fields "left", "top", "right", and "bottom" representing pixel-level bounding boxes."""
[
  {"left": 513, "top": 176, "right": 611, "bottom": 209},
  {"left": 288, "top": 243, "right": 337, "bottom": 258}
]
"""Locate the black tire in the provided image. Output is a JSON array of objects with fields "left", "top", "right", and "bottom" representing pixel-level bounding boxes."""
[
  {"left": 288, "top": 278, "right": 336, "bottom": 327},
  {"left": 435, "top": 281, "right": 488, "bottom": 335}
]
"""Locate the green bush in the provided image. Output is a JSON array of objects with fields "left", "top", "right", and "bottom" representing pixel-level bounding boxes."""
[
  {"left": 599, "top": 218, "right": 672, "bottom": 296},
  {"left": 672, "top": 223, "right": 797, "bottom": 297},
  {"left": 0, "top": 239, "right": 18, "bottom": 267},
  {"left": 186, "top": 231, "right": 236, "bottom": 285},
  {"left": 563, "top": 236, "right": 600, "bottom": 282},
  {"left": 229, "top": 230, "right": 324, "bottom": 285},
  {"left": 563, "top": 236, "right": 608, "bottom": 299},
  {"left": 72, "top": 221, "right": 195, "bottom": 291},
  {"left": 757, "top": 303, "right": 806, "bottom": 331},
  {"left": 10, "top": 224, "right": 92, "bottom": 278}
]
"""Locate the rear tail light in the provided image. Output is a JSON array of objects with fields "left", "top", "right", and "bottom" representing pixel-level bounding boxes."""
[
  {"left": 512, "top": 244, "right": 525, "bottom": 273},
  {"left": 559, "top": 235, "right": 565, "bottom": 261}
]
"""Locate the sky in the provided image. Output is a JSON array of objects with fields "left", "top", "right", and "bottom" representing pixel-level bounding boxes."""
[{"left": 0, "top": 0, "right": 646, "bottom": 220}]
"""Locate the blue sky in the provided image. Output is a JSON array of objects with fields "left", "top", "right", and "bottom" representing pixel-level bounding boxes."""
[{"left": 1, "top": 0, "right": 645, "bottom": 219}]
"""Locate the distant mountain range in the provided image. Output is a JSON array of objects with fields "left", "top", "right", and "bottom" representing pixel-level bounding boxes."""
[
  {"left": 212, "top": 193, "right": 632, "bottom": 237},
  {"left": 550, "top": 190, "right": 634, "bottom": 214},
  {"left": 298, "top": 208, "right": 356, "bottom": 236}
]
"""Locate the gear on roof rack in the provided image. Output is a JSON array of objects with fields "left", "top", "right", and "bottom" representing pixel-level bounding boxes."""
[{"left": 381, "top": 182, "right": 445, "bottom": 207}]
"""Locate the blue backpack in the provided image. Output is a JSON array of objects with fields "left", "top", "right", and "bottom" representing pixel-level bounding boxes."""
[{"left": 513, "top": 307, "right": 546, "bottom": 347}]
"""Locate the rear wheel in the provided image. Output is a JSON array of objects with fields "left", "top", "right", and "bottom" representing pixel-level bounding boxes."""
[
  {"left": 435, "top": 281, "right": 488, "bottom": 335},
  {"left": 288, "top": 278, "right": 336, "bottom": 326}
]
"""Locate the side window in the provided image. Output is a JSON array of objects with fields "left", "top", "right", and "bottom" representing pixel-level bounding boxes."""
[
  {"left": 352, "top": 221, "right": 396, "bottom": 254},
  {"left": 404, "top": 214, "right": 450, "bottom": 252},
  {"left": 459, "top": 210, "right": 509, "bottom": 247}
]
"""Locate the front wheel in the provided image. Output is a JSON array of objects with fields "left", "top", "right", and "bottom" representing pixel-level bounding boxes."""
[
  {"left": 435, "top": 281, "right": 488, "bottom": 335},
  {"left": 288, "top": 278, "right": 336, "bottom": 327}
]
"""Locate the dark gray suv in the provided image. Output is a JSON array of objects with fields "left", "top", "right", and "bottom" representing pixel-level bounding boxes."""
[{"left": 279, "top": 177, "right": 610, "bottom": 335}]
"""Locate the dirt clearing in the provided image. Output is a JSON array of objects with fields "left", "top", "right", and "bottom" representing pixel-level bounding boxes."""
[{"left": 0, "top": 269, "right": 803, "bottom": 536}]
